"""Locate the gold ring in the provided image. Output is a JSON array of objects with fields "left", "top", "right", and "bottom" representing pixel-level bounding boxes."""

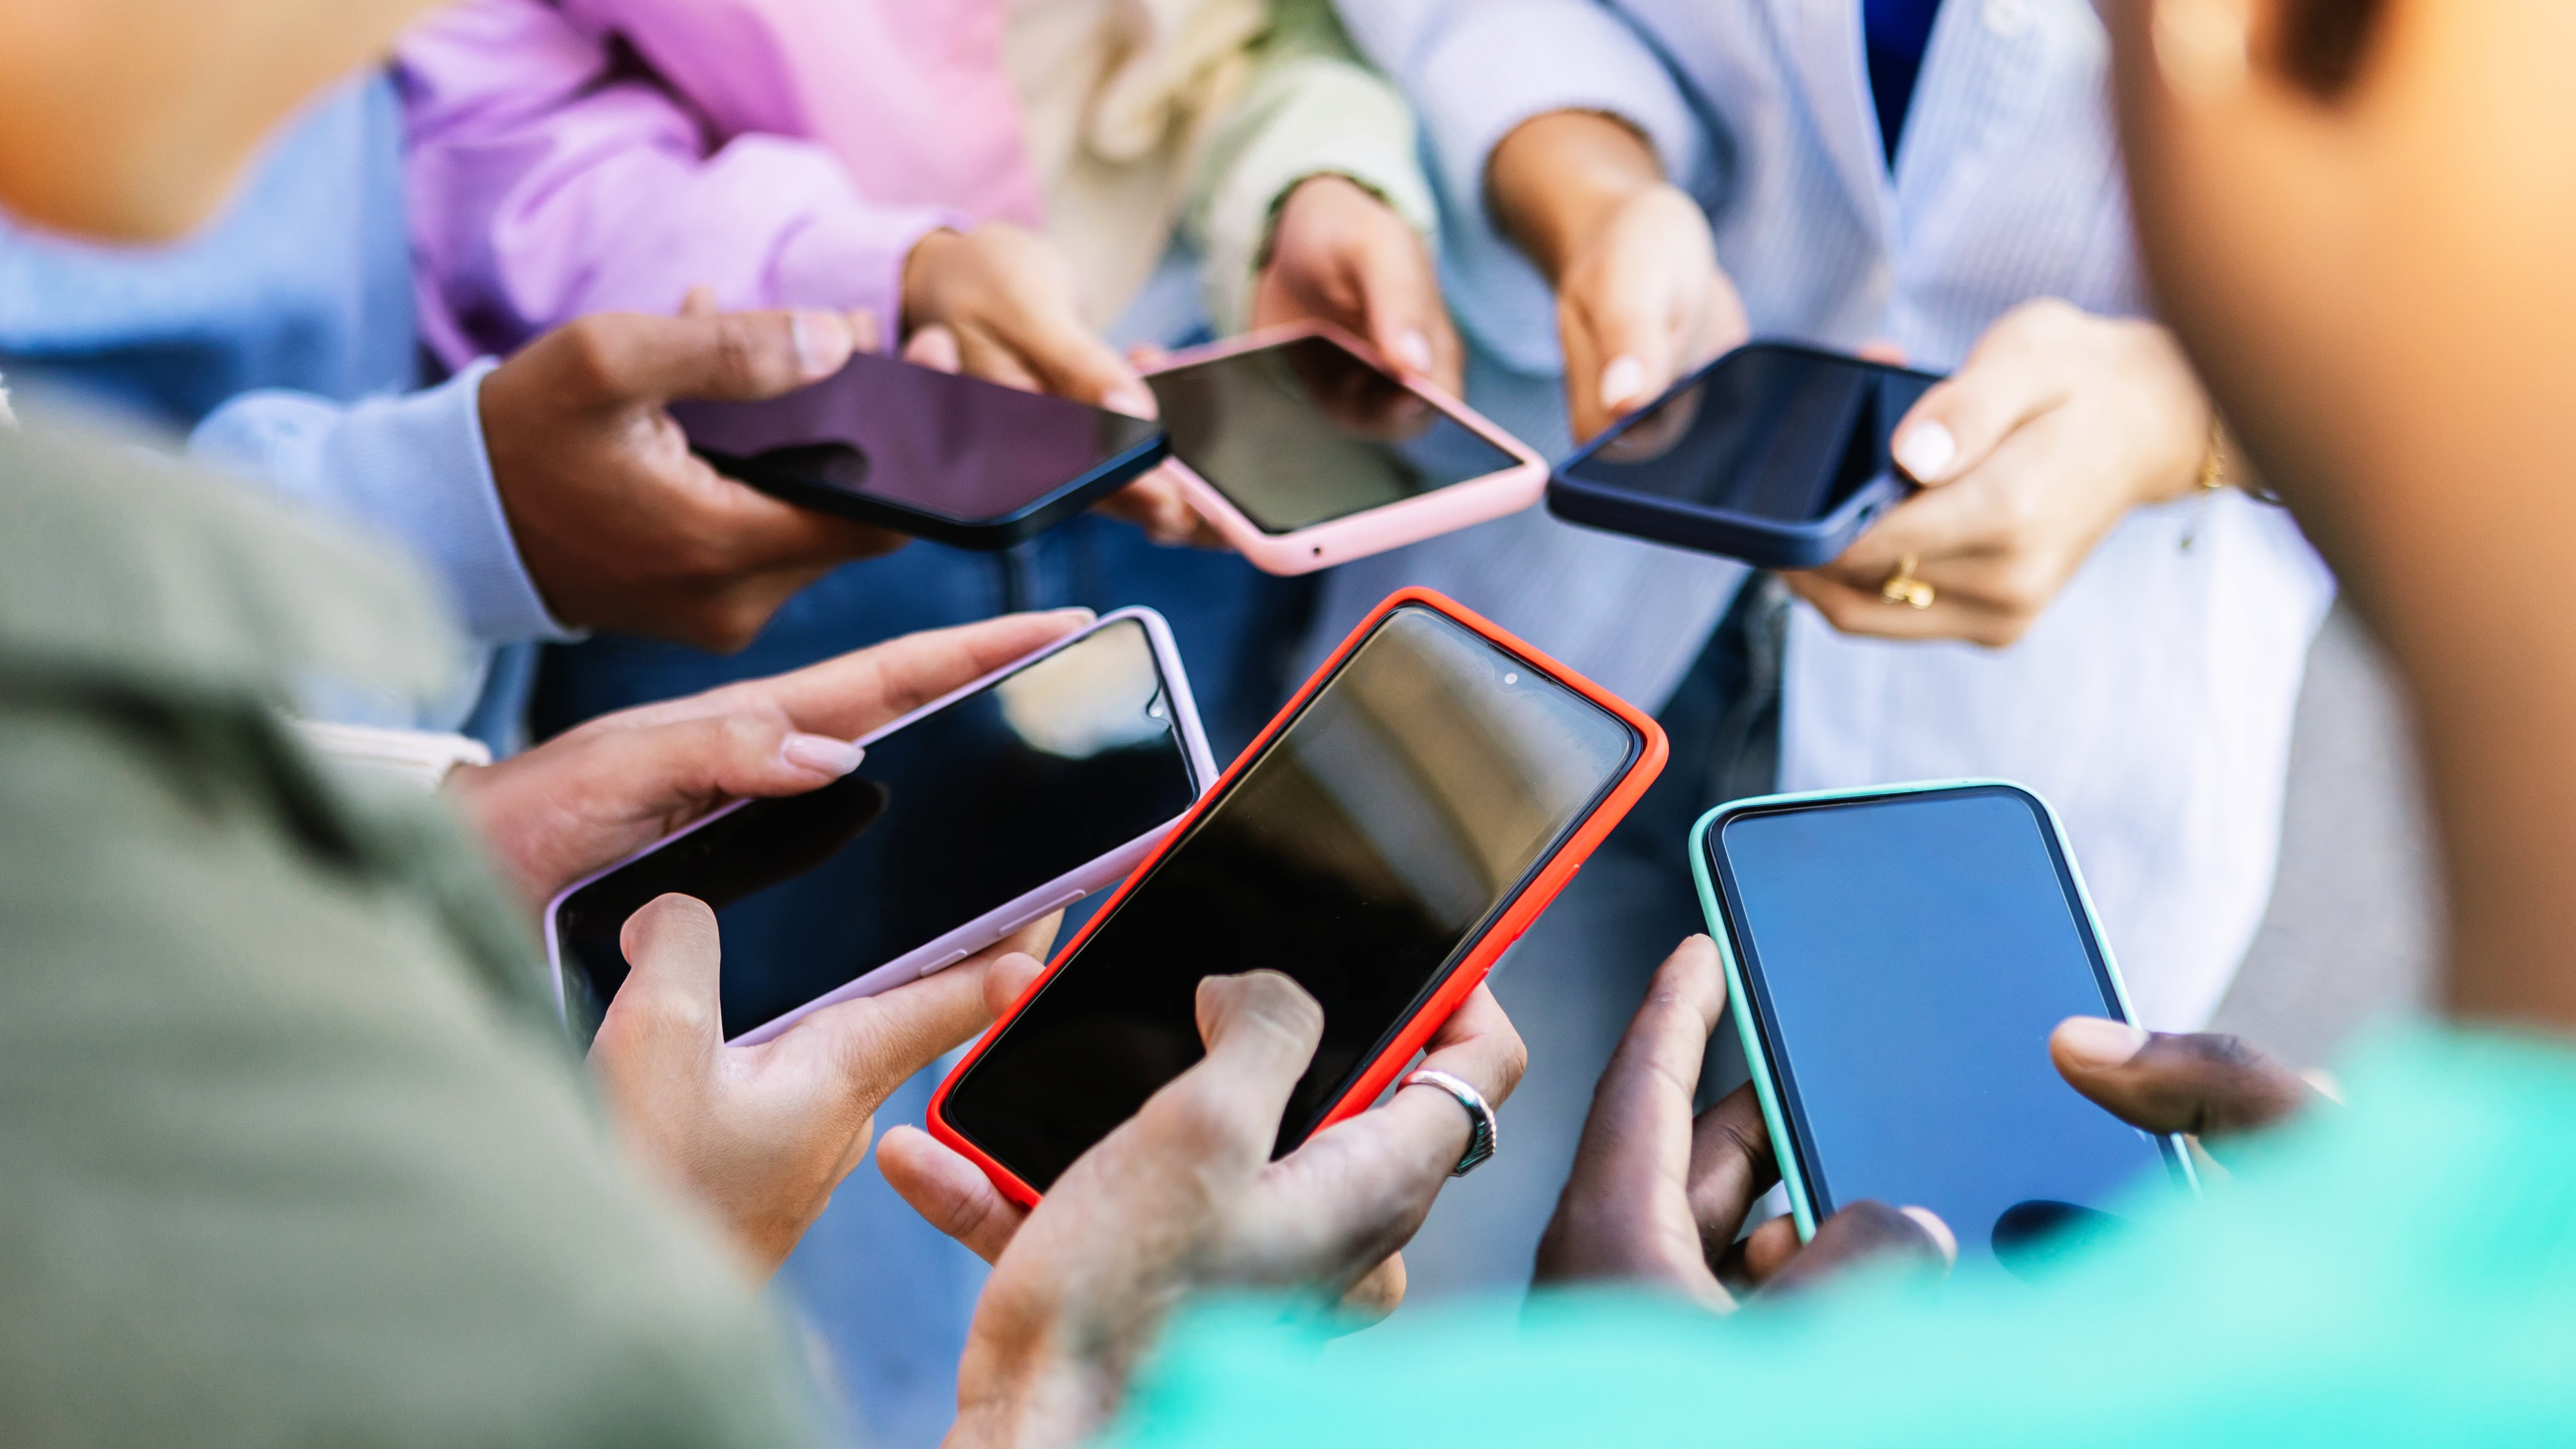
[{"left": 1881, "top": 553, "right": 1935, "bottom": 609}]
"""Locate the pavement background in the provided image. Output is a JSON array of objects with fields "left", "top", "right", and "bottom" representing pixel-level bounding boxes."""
[{"left": 2208, "top": 601, "right": 2440, "bottom": 1067}]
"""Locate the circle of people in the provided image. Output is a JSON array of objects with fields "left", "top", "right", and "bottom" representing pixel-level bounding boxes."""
[{"left": 2, "top": 1, "right": 2562, "bottom": 1446}]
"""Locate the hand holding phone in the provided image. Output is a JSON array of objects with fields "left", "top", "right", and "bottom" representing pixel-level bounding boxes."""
[
  {"left": 1693, "top": 782, "right": 2195, "bottom": 1273},
  {"left": 1550, "top": 342, "right": 1941, "bottom": 569},
  {"left": 547, "top": 610, "right": 1216, "bottom": 1048},
  {"left": 930, "top": 589, "right": 1666, "bottom": 1203}
]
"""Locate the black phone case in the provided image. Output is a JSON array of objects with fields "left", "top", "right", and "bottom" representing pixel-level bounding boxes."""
[
  {"left": 696, "top": 433, "right": 1170, "bottom": 551},
  {"left": 1546, "top": 342, "right": 1937, "bottom": 570}
]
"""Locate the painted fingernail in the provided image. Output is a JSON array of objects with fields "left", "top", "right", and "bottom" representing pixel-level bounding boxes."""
[
  {"left": 1393, "top": 328, "right": 1434, "bottom": 375},
  {"left": 847, "top": 308, "right": 883, "bottom": 354},
  {"left": 1894, "top": 420, "right": 1957, "bottom": 482},
  {"left": 782, "top": 733, "right": 865, "bottom": 776},
  {"left": 2056, "top": 1016, "right": 2150, "bottom": 1068},
  {"left": 1599, "top": 355, "right": 1648, "bottom": 408},
  {"left": 1901, "top": 1206, "right": 1958, "bottom": 1267},
  {"left": 1104, "top": 384, "right": 1158, "bottom": 419},
  {"left": 791, "top": 310, "right": 852, "bottom": 379}
]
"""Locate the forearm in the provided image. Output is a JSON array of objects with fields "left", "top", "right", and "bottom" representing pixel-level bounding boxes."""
[
  {"left": 1486, "top": 110, "right": 1668, "bottom": 285},
  {"left": 1188, "top": 0, "right": 1438, "bottom": 330}
]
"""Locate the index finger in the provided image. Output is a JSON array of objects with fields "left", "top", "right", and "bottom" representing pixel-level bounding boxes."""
[
  {"left": 658, "top": 610, "right": 1100, "bottom": 741},
  {"left": 575, "top": 308, "right": 855, "bottom": 405}
]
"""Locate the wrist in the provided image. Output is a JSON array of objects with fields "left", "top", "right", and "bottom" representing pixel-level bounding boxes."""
[
  {"left": 900, "top": 227, "right": 967, "bottom": 337},
  {"left": 1487, "top": 110, "right": 1666, "bottom": 284}
]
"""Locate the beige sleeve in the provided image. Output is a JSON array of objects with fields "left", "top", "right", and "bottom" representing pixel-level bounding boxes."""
[{"left": 1183, "top": 0, "right": 1440, "bottom": 333}]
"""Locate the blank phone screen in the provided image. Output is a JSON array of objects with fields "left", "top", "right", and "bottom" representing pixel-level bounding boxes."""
[
  {"left": 941, "top": 604, "right": 1640, "bottom": 1191},
  {"left": 1711, "top": 786, "right": 2183, "bottom": 1266},
  {"left": 671, "top": 351, "right": 1163, "bottom": 523},
  {"left": 1146, "top": 334, "right": 1518, "bottom": 534},
  {"left": 553, "top": 620, "right": 1200, "bottom": 1042},
  {"left": 1564, "top": 345, "right": 1935, "bottom": 521}
]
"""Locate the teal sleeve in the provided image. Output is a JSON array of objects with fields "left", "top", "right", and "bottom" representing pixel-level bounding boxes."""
[{"left": 1099, "top": 1027, "right": 2576, "bottom": 1447}]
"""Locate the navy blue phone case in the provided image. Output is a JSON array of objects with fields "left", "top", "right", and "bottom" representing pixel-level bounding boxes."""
[{"left": 1546, "top": 342, "right": 1938, "bottom": 571}]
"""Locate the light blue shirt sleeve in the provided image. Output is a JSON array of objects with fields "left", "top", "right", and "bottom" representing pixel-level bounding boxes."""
[{"left": 188, "top": 359, "right": 576, "bottom": 650}]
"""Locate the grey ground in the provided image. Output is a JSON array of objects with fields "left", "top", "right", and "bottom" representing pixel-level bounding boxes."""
[{"left": 2208, "top": 601, "right": 2439, "bottom": 1068}]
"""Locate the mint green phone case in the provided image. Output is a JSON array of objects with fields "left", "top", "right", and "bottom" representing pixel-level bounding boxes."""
[{"left": 1687, "top": 778, "right": 2196, "bottom": 1242}]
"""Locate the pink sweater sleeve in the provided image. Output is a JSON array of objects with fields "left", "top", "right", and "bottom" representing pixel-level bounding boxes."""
[{"left": 396, "top": 0, "right": 970, "bottom": 369}]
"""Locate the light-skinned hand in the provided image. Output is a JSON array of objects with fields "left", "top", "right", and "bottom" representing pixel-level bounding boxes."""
[
  {"left": 590, "top": 895, "right": 1061, "bottom": 1274},
  {"left": 900, "top": 224, "right": 1209, "bottom": 547},
  {"left": 446, "top": 609, "right": 1095, "bottom": 909},
  {"left": 477, "top": 305, "right": 907, "bottom": 651},
  {"left": 1783, "top": 299, "right": 2215, "bottom": 645},
  {"left": 879, "top": 973, "right": 1527, "bottom": 1449},
  {"left": 1251, "top": 173, "right": 1464, "bottom": 397},
  {"left": 1534, "top": 935, "right": 1956, "bottom": 1305},
  {"left": 1488, "top": 111, "right": 1750, "bottom": 444}
]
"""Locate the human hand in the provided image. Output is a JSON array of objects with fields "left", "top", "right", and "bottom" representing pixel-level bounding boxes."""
[
  {"left": 1488, "top": 111, "right": 1749, "bottom": 443},
  {"left": 445, "top": 609, "right": 1095, "bottom": 908},
  {"left": 900, "top": 224, "right": 1208, "bottom": 548},
  {"left": 1783, "top": 300, "right": 2214, "bottom": 645},
  {"left": 1250, "top": 173, "right": 1463, "bottom": 397},
  {"left": 2050, "top": 1017, "right": 2332, "bottom": 1163},
  {"left": 1534, "top": 936, "right": 1955, "bottom": 1306},
  {"left": 478, "top": 306, "right": 906, "bottom": 651},
  {"left": 879, "top": 974, "right": 1526, "bottom": 1449},
  {"left": 589, "top": 895, "right": 1060, "bottom": 1273}
]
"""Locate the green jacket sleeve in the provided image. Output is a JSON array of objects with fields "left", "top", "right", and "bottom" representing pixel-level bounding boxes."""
[{"left": 1184, "top": 0, "right": 1441, "bottom": 333}]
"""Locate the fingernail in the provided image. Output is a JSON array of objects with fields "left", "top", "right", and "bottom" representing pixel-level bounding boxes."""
[
  {"left": 1901, "top": 1206, "right": 1958, "bottom": 1267},
  {"left": 2056, "top": 1017, "right": 2150, "bottom": 1068},
  {"left": 1049, "top": 606, "right": 1098, "bottom": 627},
  {"left": 1894, "top": 420, "right": 1957, "bottom": 482},
  {"left": 782, "top": 733, "right": 865, "bottom": 776},
  {"left": 1393, "top": 328, "right": 1434, "bottom": 375},
  {"left": 1599, "top": 355, "right": 1648, "bottom": 408},
  {"left": 847, "top": 308, "right": 883, "bottom": 354},
  {"left": 791, "top": 310, "right": 851, "bottom": 380},
  {"left": 1104, "top": 384, "right": 1157, "bottom": 419}
]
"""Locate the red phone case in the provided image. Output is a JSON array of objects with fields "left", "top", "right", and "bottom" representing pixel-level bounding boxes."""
[{"left": 926, "top": 587, "right": 1668, "bottom": 1206}]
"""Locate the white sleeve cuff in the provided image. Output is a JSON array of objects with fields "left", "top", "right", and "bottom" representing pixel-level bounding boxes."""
[{"left": 189, "top": 360, "right": 580, "bottom": 648}]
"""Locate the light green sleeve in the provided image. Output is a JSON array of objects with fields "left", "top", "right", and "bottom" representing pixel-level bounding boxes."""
[{"left": 1184, "top": 0, "right": 1439, "bottom": 334}]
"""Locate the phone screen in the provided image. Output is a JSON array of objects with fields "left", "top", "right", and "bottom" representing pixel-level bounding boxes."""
[
  {"left": 1146, "top": 334, "right": 1518, "bottom": 534},
  {"left": 1709, "top": 786, "right": 2185, "bottom": 1267},
  {"left": 671, "top": 351, "right": 1163, "bottom": 523},
  {"left": 1563, "top": 345, "right": 1935, "bottom": 522},
  {"left": 941, "top": 604, "right": 1641, "bottom": 1191},
  {"left": 553, "top": 619, "right": 1201, "bottom": 1042}
]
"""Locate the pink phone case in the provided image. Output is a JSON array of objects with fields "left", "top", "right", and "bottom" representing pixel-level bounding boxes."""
[
  {"left": 540, "top": 607, "right": 1219, "bottom": 1046},
  {"left": 1143, "top": 319, "right": 1548, "bottom": 575}
]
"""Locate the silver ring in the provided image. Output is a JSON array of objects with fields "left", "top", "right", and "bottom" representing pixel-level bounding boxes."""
[{"left": 1403, "top": 1068, "right": 1497, "bottom": 1177}]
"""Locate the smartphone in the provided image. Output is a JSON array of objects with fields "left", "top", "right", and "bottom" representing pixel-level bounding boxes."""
[
  {"left": 1143, "top": 321, "right": 1546, "bottom": 575},
  {"left": 545, "top": 608, "right": 1218, "bottom": 1047},
  {"left": 670, "top": 350, "right": 1169, "bottom": 550},
  {"left": 1549, "top": 342, "right": 1943, "bottom": 569},
  {"left": 1691, "top": 782, "right": 2196, "bottom": 1270},
  {"left": 930, "top": 589, "right": 1667, "bottom": 1203}
]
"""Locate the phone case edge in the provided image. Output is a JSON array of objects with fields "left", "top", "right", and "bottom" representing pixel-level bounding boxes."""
[
  {"left": 928, "top": 585, "right": 1668, "bottom": 1207},
  {"left": 1689, "top": 777, "right": 2199, "bottom": 1242},
  {"left": 1143, "top": 320, "right": 1547, "bottom": 576}
]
